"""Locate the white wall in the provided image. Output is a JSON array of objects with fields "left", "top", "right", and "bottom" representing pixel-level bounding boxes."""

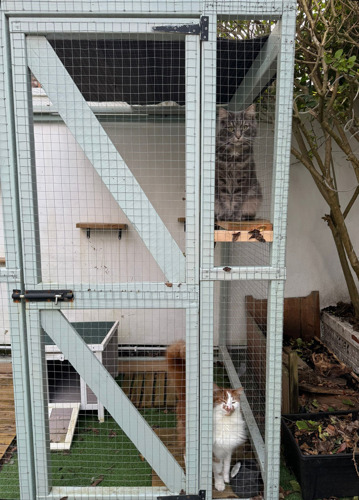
[
  {"left": 1, "top": 119, "right": 358, "bottom": 345},
  {"left": 286, "top": 133, "right": 359, "bottom": 307}
]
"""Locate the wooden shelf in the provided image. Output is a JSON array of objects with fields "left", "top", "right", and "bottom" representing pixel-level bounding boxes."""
[
  {"left": 215, "top": 219, "right": 273, "bottom": 243},
  {"left": 178, "top": 218, "right": 273, "bottom": 242},
  {"left": 0, "top": 257, "right": 5, "bottom": 265},
  {"left": 76, "top": 222, "right": 128, "bottom": 239}
]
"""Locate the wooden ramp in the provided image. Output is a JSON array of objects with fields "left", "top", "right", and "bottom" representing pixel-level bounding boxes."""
[{"left": 0, "top": 363, "right": 16, "bottom": 461}]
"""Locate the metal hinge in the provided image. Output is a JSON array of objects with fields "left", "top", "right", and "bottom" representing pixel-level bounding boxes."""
[
  {"left": 12, "top": 289, "right": 74, "bottom": 304},
  {"left": 157, "top": 491, "right": 206, "bottom": 500},
  {"left": 152, "top": 16, "right": 209, "bottom": 41}
]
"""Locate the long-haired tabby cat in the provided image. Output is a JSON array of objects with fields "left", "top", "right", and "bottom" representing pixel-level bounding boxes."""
[
  {"left": 215, "top": 104, "right": 262, "bottom": 222},
  {"left": 166, "top": 340, "right": 246, "bottom": 492}
]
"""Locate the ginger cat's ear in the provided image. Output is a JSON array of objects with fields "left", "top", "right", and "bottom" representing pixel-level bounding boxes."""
[{"left": 213, "top": 383, "right": 221, "bottom": 391}]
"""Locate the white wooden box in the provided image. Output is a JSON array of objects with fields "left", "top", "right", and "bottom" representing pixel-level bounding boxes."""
[{"left": 44, "top": 321, "right": 119, "bottom": 421}]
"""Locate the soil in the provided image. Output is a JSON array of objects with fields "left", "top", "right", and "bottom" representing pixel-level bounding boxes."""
[
  {"left": 285, "top": 412, "right": 359, "bottom": 457},
  {"left": 284, "top": 336, "right": 359, "bottom": 412},
  {"left": 323, "top": 301, "right": 359, "bottom": 332}
]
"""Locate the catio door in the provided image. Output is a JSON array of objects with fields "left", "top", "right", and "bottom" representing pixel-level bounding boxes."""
[{"left": 9, "top": 18, "right": 203, "bottom": 499}]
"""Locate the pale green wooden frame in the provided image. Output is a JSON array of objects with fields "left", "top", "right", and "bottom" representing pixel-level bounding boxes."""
[
  {"left": 2, "top": 1, "right": 289, "bottom": 16},
  {"left": 0, "top": 2, "right": 297, "bottom": 499},
  {"left": 0, "top": 15, "right": 36, "bottom": 498},
  {"left": 26, "top": 35, "right": 185, "bottom": 284},
  {"left": 41, "top": 310, "right": 185, "bottom": 492},
  {"left": 7, "top": 18, "right": 202, "bottom": 499}
]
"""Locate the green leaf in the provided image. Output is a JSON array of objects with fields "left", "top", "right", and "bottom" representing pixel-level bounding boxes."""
[
  {"left": 311, "top": 399, "right": 319, "bottom": 408},
  {"left": 296, "top": 420, "right": 309, "bottom": 430},
  {"left": 342, "top": 398, "right": 355, "bottom": 407},
  {"left": 308, "top": 420, "right": 318, "bottom": 427},
  {"left": 324, "top": 53, "right": 332, "bottom": 64},
  {"left": 290, "top": 480, "right": 302, "bottom": 492},
  {"left": 334, "top": 49, "right": 343, "bottom": 59}
]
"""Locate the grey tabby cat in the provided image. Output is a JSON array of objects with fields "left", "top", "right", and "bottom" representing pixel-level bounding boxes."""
[{"left": 215, "top": 105, "right": 262, "bottom": 222}]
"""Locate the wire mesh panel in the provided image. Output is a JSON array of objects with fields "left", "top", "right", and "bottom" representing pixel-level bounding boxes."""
[
  {"left": 0, "top": 3, "right": 296, "bottom": 500},
  {"left": 1, "top": 18, "right": 203, "bottom": 499},
  {"left": 0, "top": 18, "right": 31, "bottom": 497},
  {"left": 199, "top": 18, "right": 278, "bottom": 498},
  {"left": 200, "top": 10, "right": 294, "bottom": 500}
]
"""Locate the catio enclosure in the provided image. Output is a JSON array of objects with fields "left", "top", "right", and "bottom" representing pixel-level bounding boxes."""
[{"left": 0, "top": 1, "right": 296, "bottom": 500}]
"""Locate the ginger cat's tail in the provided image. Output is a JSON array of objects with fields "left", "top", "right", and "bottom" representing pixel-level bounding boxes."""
[
  {"left": 166, "top": 340, "right": 186, "bottom": 451},
  {"left": 166, "top": 340, "right": 186, "bottom": 399}
]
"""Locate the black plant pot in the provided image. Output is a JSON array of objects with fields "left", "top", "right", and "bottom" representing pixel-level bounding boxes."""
[{"left": 281, "top": 411, "right": 359, "bottom": 500}]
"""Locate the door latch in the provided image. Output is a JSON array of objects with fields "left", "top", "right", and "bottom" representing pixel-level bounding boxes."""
[{"left": 12, "top": 289, "right": 74, "bottom": 304}]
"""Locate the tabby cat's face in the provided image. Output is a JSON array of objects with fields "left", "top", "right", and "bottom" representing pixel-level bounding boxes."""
[{"left": 217, "top": 105, "right": 257, "bottom": 153}]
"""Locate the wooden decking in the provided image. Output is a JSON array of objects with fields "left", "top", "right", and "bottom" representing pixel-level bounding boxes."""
[
  {"left": 118, "top": 359, "right": 176, "bottom": 409},
  {"left": 0, "top": 363, "right": 16, "bottom": 461}
]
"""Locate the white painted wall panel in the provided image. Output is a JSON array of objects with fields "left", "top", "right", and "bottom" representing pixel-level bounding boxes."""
[{"left": 1, "top": 120, "right": 358, "bottom": 344}]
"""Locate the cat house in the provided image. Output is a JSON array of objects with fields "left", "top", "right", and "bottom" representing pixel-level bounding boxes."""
[{"left": 0, "top": 1, "right": 296, "bottom": 499}]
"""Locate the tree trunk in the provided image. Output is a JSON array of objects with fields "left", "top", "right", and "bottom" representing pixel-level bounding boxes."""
[
  {"left": 324, "top": 213, "right": 359, "bottom": 318},
  {"left": 328, "top": 191, "right": 359, "bottom": 283}
]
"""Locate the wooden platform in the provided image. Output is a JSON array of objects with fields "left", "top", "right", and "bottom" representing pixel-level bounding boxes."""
[
  {"left": 118, "top": 360, "right": 176, "bottom": 408},
  {"left": 215, "top": 219, "right": 273, "bottom": 243},
  {"left": 76, "top": 222, "right": 128, "bottom": 239},
  {"left": 0, "top": 364, "right": 16, "bottom": 461},
  {"left": 179, "top": 218, "right": 273, "bottom": 243}
]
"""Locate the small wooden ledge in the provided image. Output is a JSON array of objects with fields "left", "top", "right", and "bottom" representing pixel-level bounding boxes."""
[
  {"left": 215, "top": 219, "right": 273, "bottom": 243},
  {"left": 178, "top": 218, "right": 273, "bottom": 242},
  {"left": 76, "top": 223, "right": 128, "bottom": 239},
  {"left": 0, "top": 257, "right": 5, "bottom": 265}
]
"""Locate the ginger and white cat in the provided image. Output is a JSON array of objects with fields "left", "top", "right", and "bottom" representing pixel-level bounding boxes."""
[{"left": 166, "top": 340, "right": 246, "bottom": 491}]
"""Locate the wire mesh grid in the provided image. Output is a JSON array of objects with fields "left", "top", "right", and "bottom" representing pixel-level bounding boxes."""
[
  {"left": 1, "top": 23, "right": 194, "bottom": 497},
  {"left": 204, "top": 17, "right": 278, "bottom": 498},
  {"left": 0, "top": 6, "right": 295, "bottom": 499}
]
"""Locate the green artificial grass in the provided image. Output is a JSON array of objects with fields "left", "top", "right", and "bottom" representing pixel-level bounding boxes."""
[
  {"left": 0, "top": 408, "right": 176, "bottom": 499},
  {"left": 0, "top": 455, "right": 20, "bottom": 500},
  {"left": 1, "top": 412, "right": 358, "bottom": 500}
]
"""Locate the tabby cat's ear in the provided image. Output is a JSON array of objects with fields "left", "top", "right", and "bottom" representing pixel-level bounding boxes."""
[
  {"left": 218, "top": 107, "right": 229, "bottom": 120},
  {"left": 245, "top": 104, "right": 256, "bottom": 117}
]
